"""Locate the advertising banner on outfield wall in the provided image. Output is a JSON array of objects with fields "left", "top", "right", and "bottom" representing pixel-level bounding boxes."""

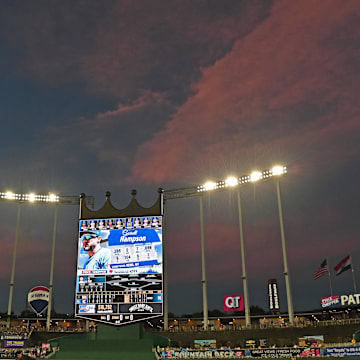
[
  {"left": 158, "top": 348, "right": 322, "bottom": 358},
  {"left": 194, "top": 340, "right": 216, "bottom": 349},
  {"left": 159, "top": 349, "right": 245, "bottom": 358},
  {"left": 250, "top": 348, "right": 320, "bottom": 357},
  {"left": 325, "top": 347, "right": 360, "bottom": 356},
  {"left": 4, "top": 340, "right": 26, "bottom": 348},
  {"left": 321, "top": 293, "right": 360, "bottom": 308}
]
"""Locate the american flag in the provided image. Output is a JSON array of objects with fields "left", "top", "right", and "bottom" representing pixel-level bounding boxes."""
[{"left": 313, "top": 259, "right": 329, "bottom": 280}]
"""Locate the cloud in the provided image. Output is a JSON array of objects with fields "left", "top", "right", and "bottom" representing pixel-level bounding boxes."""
[
  {"left": 0, "top": 1, "right": 274, "bottom": 191},
  {"left": 37, "top": 91, "right": 172, "bottom": 187},
  {"left": 1, "top": 1, "right": 272, "bottom": 101},
  {"left": 97, "top": 92, "right": 166, "bottom": 119},
  {"left": 131, "top": 0, "right": 360, "bottom": 183}
]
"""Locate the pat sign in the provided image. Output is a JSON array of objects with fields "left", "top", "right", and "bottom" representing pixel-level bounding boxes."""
[
  {"left": 321, "top": 293, "right": 360, "bottom": 308},
  {"left": 339, "top": 294, "right": 360, "bottom": 306}
]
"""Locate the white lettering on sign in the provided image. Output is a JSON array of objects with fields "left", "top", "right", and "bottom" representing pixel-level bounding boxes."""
[
  {"left": 321, "top": 296, "right": 340, "bottom": 307},
  {"left": 225, "top": 296, "right": 241, "bottom": 309},
  {"left": 120, "top": 230, "right": 146, "bottom": 243},
  {"left": 272, "top": 283, "right": 280, "bottom": 309},
  {"left": 341, "top": 295, "right": 349, "bottom": 305},
  {"left": 128, "top": 304, "right": 153, "bottom": 313},
  {"left": 269, "top": 284, "right": 273, "bottom": 310},
  {"left": 340, "top": 294, "right": 360, "bottom": 306},
  {"left": 269, "top": 282, "right": 279, "bottom": 311}
]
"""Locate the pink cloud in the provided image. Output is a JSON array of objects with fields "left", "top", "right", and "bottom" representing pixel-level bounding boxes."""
[
  {"left": 97, "top": 91, "right": 167, "bottom": 119},
  {"left": 131, "top": 0, "right": 360, "bottom": 183}
]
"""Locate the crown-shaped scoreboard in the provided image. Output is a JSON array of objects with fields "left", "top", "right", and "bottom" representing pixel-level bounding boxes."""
[{"left": 75, "top": 189, "right": 164, "bottom": 326}]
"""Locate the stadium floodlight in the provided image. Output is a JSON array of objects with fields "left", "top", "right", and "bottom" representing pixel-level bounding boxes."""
[
  {"left": 195, "top": 166, "right": 287, "bottom": 194},
  {"left": 5, "top": 192, "right": 15, "bottom": 200},
  {"left": 28, "top": 193, "right": 36, "bottom": 202},
  {"left": 250, "top": 171, "right": 262, "bottom": 182},
  {"left": 203, "top": 181, "right": 217, "bottom": 191},
  {"left": 48, "top": 193, "right": 58, "bottom": 202},
  {"left": 163, "top": 164, "right": 291, "bottom": 330},
  {"left": 0, "top": 192, "right": 60, "bottom": 203},
  {"left": 225, "top": 176, "right": 238, "bottom": 187},
  {"left": 272, "top": 165, "right": 287, "bottom": 176}
]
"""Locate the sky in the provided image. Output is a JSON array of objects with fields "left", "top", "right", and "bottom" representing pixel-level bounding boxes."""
[{"left": 0, "top": 0, "right": 360, "bottom": 317}]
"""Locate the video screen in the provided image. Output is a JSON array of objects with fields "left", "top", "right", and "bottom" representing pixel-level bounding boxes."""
[{"left": 75, "top": 216, "right": 163, "bottom": 325}]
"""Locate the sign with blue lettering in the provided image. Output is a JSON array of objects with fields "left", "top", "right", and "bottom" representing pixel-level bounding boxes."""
[{"left": 326, "top": 347, "right": 360, "bottom": 356}]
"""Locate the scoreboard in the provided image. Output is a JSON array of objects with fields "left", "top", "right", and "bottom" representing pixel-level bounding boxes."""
[{"left": 75, "top": 215, "right": 163, "bottom": 325}]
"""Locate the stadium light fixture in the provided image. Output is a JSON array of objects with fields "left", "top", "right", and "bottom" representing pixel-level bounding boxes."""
[
  {"left": 196, "top": 165, "right": 287, "bottom": 193},
  {"left": 203, "top": 181, "right": 217, "bottom": 191},
  {"left": 250, "top": 171, "right": 262, "bottom": 182},
  {"left": 225, "top": 176, "right": 238, "bottom": 187},
  {"left": 272, "top": 165, "right": 287, "bottom": 176},
  {"left": 5, "top": 192, "right": 15, "bottom": 200},
  {"left": 28, "top": 193, "right": 36, "bottom": 202},
  {"left": 0, "top": 191, "right": 60, "bottom": 203}
]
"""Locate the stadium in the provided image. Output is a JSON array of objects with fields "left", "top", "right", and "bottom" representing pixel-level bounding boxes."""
[{"left": 1, "top": 179, "right": 360, "bottom": 360}]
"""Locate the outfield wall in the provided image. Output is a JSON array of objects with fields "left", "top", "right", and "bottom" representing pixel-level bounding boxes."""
[{"left": 157, "top": 323, "right": 360, "bottom": 347}]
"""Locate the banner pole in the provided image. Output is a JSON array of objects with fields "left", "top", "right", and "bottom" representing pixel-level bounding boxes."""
[
  {"left": 327, "top": 258, "right": 333, "bottom": 296},
  {"left": 351, "top": 254, "right": 357, "bottom": 293}
]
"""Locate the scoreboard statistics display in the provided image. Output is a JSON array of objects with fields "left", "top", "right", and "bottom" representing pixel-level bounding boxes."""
[{"left": 75, "top": 215, "right": 163, "bottom": 325}]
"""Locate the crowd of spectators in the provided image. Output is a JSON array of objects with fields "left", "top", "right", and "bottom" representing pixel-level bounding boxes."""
[
  {"left": 0, "top": 346, "right": 56, "bottom": 359},
  {"left": 163, "top": 317, "right": 360, "bottom": 332}
]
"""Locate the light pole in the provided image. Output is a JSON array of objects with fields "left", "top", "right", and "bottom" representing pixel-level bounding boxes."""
[
  {"left": 0, "top": 191, "right": 94, "bottom": 329},
  {"left": 236, "top": 188, "right": 251, "bottom": 327},
  {"left": 164, "top": 165, "right": 289, "bottom": 330},
  {"left": 275, "top": 173, "right": 294, "bottom": 325},
  {"left": 7, "top": 202, "right": 22, "bottom": 328},
  {"left": 46, "top": 204, "right": 58, "bottom": 331},
  {"left": 199, "top": 195, "right": 209, "bottom": 330}
]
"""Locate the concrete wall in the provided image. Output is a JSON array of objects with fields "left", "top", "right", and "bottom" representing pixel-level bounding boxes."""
[{"left": 157, "top": 324, "right": 360, "bottom": 347}]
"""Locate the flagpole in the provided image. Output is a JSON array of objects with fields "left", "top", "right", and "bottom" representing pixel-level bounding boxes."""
[
  {"left": 327, "top": 258, "right": 333, "bottom": 296},
  {"left": 351, "top": 254, "right": 357, "bottom": 293}
]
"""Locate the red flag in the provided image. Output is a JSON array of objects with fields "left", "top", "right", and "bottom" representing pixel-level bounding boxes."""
[{"left": 334, "top": 255, "right": 351, "bottom": 276}]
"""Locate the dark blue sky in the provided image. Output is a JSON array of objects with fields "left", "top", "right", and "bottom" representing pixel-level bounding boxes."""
[{"left": 0, "top": 0, "right": 360, "bottom": 316}]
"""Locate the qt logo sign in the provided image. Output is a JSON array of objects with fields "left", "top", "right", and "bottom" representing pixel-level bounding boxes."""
[{"left": 223, "top": 295, "right": 244, "bottom": 312}]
